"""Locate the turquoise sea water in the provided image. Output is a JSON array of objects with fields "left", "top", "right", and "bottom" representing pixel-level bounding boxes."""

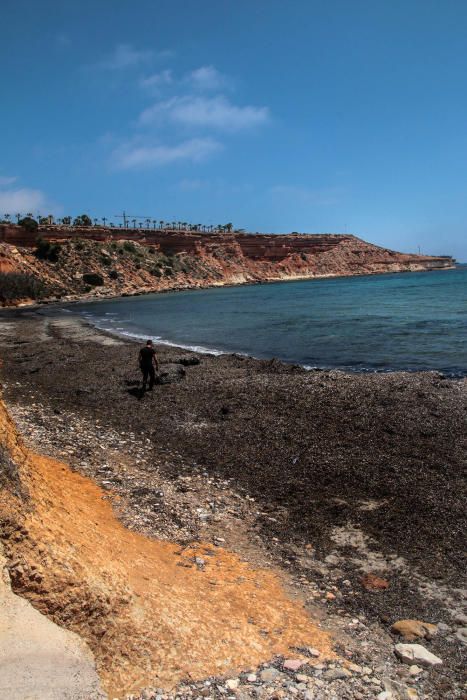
[{"left": 71, "top": 267, "right": 467, "bottom": 376}]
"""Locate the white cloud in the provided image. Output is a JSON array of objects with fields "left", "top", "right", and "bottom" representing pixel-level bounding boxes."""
[
  {"left": 0, "top": 187, "right": 47, "bottom": 213},
  {"left": 0, "top": 176, "right": 17, "bottom": 187},
  {"left": 271, "top": 185, "right": 345, "bottom": 206},
  {"left": 112, "top": 137, "right": 222, "bottom": 170},
  {"left": 139, "top": 69, "right": 173, "bottom": 90},
  {"left": 187, "top": 65, "right": 227, "bottom": 91},
  {"left": 139, "top": 95, "right": 269, "bottom": 131},
  {"left": 101, "top": 43, "right": 153, "bottom": 70}
]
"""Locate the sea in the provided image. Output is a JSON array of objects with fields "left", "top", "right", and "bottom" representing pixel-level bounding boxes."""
[{"left": 69, "top": 267, "right": 467, "bottom": 377}]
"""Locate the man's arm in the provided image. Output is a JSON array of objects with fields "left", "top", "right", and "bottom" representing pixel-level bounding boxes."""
[{"left": 153, "top": 353, "right": 159, "bottom": 372}]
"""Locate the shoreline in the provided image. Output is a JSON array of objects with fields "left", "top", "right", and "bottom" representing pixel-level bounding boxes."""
[
  {"left": 0, "top": 261, "right": 458, "bottom": 312},
  {"left": 2, "top": 264, "right": 465, "bottom": 378}
]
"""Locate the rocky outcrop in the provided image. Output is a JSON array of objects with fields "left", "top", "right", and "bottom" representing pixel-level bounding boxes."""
[{"left": 0, "top": 224, "right": 455, "bottom": 305}]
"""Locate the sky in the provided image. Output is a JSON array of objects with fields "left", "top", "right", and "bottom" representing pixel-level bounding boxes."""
[{"left": 1, "top": 0, "right": 467, "bottom": 261}]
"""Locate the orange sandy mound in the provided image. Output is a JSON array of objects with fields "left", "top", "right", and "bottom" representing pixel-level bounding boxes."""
[{"left": 0, "top": 399, "right": 331, "bottom": 697}]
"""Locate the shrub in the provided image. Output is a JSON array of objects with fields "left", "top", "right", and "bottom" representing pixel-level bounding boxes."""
[
  {"left": 123, "top": 241, "right": 137, "bottom": 253},
  {"left": 150, "top": 268, "right": 162, "bottom": 277},
  {"left": 82, "top": 272, "right": 104, "bottom": 286},
  {"left": 109, "top": 269, "right": 119, "bottom": 280},
  {"left": 35, "top": 237, "right": 60, "bottom": 262},
  {"left": 18, "top": 216, "right": 39, "bottom": 232},
  {"left": 74, "top": 239, "right": 85, "bottom": 251},
  {"left": 0, "top": 272, "right": 45, "bottom": 302},
  {"left": 100, "top": 255, "right": 111, "bottom": 266}
]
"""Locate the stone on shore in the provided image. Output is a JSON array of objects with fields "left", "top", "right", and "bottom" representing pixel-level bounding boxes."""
[
  {"left": 394, "top": 643, "right": 442, "bottom": 667},
  {"left": 391, "top": 619, "right": 438, "bottom": 641}
]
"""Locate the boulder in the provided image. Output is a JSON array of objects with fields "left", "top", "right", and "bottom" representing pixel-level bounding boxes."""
[
  {"left": 394, "top": 643, "right": 442, "bottom": 667},
  {"left": 391, "top": 619, "right": 438, "bottom": 641},
  {"left": 155, "top": 364, "right": 186, "bottom": 385}
]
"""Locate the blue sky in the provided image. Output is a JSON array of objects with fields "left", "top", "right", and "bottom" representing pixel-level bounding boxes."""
[{"left": 1, "top": 0, "right": 467, "bottom": 260}]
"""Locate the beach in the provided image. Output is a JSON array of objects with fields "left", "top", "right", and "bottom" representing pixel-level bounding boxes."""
[{"left": 0, "top": 305, "right": 465, "bottom": 698}]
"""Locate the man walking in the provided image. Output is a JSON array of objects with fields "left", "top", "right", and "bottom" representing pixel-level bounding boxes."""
[{"left": 139, "top": 340, "right": 159, "bottom": 391}]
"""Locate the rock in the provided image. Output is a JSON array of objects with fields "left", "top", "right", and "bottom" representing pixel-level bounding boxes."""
[
  {"left": 361, "top": 573, "right": 390, "bottom": 591},
  {"left": 455, "top": 627, "right": 467, "bottom": 644},
  {"left": 408, "top": 665, "right": 423, "bottom": 676},
  {"left": 325, "top": 592, "right": 336, "bottom": 600},
  {"left": 260, "top": 667, "right": 280, "bottom": 682},
  {"left": 295, "top": 673, "right": 309, "bottom": 682},
  {"left": 394, "top": 643, "right": 442, "bottom": 667},
  {"left": 304, "top": 692, "right": 314, "bottom": 700},
  {"left": 323, "top": 667, "right": 352, "bottom": 680},
  {"left": 391, "top": 619, "right": 438, "bottom": 641},
  {"left": 177, "top": 356, "right": 201, "bottom": 366},
  {"left": 246, "top": 673, "right": 257, "bottom": 682},
  {"left": 306, "top": 648, "right": 321, "bottom": 657},
  {"left": 347, "top": 663, "right": 363, "bottom": 673},
  {"left": 382, "top": 677, "right": 420, "bottom": 699},
  {"left": 155, "top": 364, "right": 186, "bottom": 385},
  {"left": 225, "top": 679, "right": 239, "bottom": 690},
  {"left": 283, "top": 659, "right": 304, "bottom": 671}
]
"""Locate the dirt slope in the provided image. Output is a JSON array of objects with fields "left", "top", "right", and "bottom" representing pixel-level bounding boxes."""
[{"left": 0, "top": 393, "right": 331, "bottom": 698}]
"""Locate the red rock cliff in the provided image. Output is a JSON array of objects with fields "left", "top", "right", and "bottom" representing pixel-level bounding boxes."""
[{"left": 0, "top": 224, "right": 455, "bottom": 304}]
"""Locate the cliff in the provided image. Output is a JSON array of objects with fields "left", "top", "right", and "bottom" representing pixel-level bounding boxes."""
[{"left": 0, "top": 224, "right": 455, "bottom": 305}]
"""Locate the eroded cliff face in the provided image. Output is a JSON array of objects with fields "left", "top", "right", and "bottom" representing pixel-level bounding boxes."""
[
  {"left": 0, "top": 225, "right": 455, "bottom": 305},
  {"left": 0, "top": 394, "right": 331, "bottom": 697}
]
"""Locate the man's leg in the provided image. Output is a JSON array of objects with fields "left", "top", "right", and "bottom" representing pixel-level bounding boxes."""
[
  {"left": 148, "top": 366, "right": 155, "bottom": 390},
  {"left": 142, "top": 367, "right": 149, "bottom": 390}
]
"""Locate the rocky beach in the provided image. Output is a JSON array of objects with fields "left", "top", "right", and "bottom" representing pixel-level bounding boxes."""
[{"left": 0, "top": 306, "right": 465, "bottom": 699}]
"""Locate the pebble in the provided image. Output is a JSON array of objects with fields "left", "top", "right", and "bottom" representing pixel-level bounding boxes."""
[
  {"left": 260, "top": 668, "right": 279, "bottom": 682},
  {"left": 283, "top": 659, "right": 303, "bottom": 671},
  {"left": 306, "top": 648, "right": 321, "bottom": 658},
  {"left": 408, "top": 665, "right": 423, "bottom": 676},
  {"left": 322, "top": 667, "right": 352, "bottom": 681}
]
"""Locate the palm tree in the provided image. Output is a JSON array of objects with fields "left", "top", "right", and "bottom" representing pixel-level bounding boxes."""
[
  {"left": 132, "top": 219, "right": 137, "bottom": 228},
  {"left": 224, "top": 222, "right": 233, "bottom": 232},
  {"left": 145, "top": 218, "right": 151, "bottom": 230},
  {"left": 15, "top": 213, "right": 21, "bottom": 223},
  {"left": 159, "top": 220, "right": 164, "bottom": 230},
  {"left": 152, "top": 219, "right": 157, "bottom": 229},
  {"left": 102, "top": 217, "right": 107, "bottom": 227},
  {"left": 4, "top": 213, "right": 11, "bottom": 223}
]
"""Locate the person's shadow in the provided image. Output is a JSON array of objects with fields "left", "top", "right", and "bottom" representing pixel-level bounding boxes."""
[{"left": 124, "top": 379, "right": 145, "bottom": 400}]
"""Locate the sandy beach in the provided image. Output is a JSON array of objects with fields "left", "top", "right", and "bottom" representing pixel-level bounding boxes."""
[{"left": 0, "top": 306, "right": 466, "bottom": 698}]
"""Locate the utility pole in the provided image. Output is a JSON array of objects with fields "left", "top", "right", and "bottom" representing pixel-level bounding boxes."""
[{"left": 114, "top": 212, "right": 154, "bottom": 229}]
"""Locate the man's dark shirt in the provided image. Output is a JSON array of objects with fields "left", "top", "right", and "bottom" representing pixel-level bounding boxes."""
[{"left": 139, "top": 347, "right": 156, "bottom": 368}]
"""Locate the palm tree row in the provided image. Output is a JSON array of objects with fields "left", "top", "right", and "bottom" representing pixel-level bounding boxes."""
[{"left": 1, "top": 213, "right": 236, "bottom": 234}]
